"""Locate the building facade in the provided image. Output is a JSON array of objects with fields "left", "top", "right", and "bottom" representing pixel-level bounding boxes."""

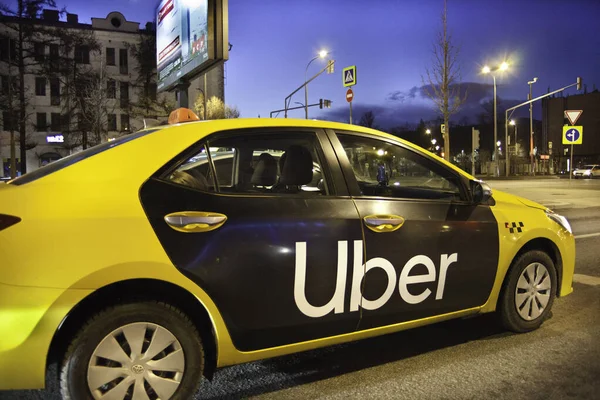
[
  {"left": 542, "top": 91, "right": 600, "bottom": 171},
  {"left": 0, "top": 9, "right": 224, "bottom": 177}
]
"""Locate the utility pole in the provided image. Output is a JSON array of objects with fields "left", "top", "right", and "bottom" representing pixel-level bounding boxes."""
[{"left": 528, "top": 78, "right": 538, "bottom": 175}]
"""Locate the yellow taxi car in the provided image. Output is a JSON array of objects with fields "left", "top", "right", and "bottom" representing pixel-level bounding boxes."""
[{"left": 0, "top": 110, "right": 575, "bottom": 399}]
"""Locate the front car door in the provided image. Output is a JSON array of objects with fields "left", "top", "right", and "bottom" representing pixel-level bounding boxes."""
[
  {"left": 327, "top": 130, "right": 500, "bottom": 330},
  {"left": 140, "top": 128, "right": 363, "bottom": 351}
]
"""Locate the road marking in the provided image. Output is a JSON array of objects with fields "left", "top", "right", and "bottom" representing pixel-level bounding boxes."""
[
  {"left": 573, "top": 274, "right": 600, "bottom": 286},
  {"left": 574, "top": 232, "right": 600, "bottom": 240}
]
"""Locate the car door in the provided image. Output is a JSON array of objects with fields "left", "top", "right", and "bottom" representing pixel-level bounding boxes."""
[
  {"left": 327, "top": 130, "right": 500, "bottom": 330},
  {"left": 139, "top": 128, "right": 363, "bottom": 351}
]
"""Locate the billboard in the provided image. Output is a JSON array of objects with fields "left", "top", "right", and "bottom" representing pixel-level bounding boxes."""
[{"left": 156, "top": 0, "right": 228, "bottom": 92}]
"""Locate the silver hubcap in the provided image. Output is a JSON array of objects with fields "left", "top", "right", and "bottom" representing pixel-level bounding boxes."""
[
  {"left": 87, "top": 322, "right": 185, "bottom": 400},
  {"left": 515, "top": 262, "right": 552, "bottom": 321}
]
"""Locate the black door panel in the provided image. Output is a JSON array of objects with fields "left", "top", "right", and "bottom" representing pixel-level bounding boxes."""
[
  {"left": 353, "top": 199, "right": 499, "bottom": 330},
  {"left": 140, "top": 178, "right": 363, "bottom": 351}
]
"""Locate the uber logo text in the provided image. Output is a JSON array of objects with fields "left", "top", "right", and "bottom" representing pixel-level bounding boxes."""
[{"left": 294, "top": 241, "right": 458, "bottom": 318}]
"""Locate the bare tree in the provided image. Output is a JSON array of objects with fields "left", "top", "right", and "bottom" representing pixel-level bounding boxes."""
[
  {"left": 76, "top": 64, "right": 116, "bottom": 147},
  {"left": 0, "top": 0, "right": 60, "bottom": 174},
  {"left": 193, "top": 95, "right": 239, "bottom": 120},
  {"left": 422, "top": 0, "right": 466, "bottom": 161},
  {"left": 358, "top": 111, "right": 377, "bottom": 129},
  {"left": 129, "top": 32, "right": 175, "bottom": 124}
]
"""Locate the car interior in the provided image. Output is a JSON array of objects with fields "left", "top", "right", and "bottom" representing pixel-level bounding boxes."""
[{"left": 169, "top": 134, "right": 327, "bottom": 195}]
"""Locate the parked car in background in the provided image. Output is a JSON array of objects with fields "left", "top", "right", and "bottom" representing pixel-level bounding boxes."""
[{"left": 572, "top": 164, "right": 600, "bottom": 178}]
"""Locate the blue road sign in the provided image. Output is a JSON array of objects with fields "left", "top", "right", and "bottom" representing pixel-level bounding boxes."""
[{"left": 562, "top": 126, "right": 583, "bottom": 145}]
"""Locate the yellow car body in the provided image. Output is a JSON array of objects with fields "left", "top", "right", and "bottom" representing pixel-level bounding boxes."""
[{"left": 0, "top": 118, "right": 574, "bottom": 392}]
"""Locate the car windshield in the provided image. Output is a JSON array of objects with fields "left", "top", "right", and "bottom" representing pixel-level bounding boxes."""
[
  {"left": 9, "top": 129, "right": 160, "bottom": 186},
  {"left": 582, "top": 165, "right": 596, "bottom": 169}
]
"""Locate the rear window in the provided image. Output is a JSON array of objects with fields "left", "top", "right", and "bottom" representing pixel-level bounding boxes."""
[{"left": 10, "top": 129, "right": 159, "bottom": 186}]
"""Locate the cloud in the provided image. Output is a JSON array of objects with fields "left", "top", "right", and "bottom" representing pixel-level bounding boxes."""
[{"left": 317, "top": 81, "right": 525, "bottom": 130}]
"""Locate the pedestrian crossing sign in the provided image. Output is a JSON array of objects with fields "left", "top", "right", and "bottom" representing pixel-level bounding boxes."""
[{"left": 343, "top": 65, "right": 357, "bottom": 87}]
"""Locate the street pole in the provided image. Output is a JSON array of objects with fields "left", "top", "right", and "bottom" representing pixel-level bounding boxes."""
[
  {"left": 528, "top": 78, "right": 537, "bottom": 175},
  {"left": 305, "top": 55, "right": 321, "bottom": 119},
  {"left": 204, "top": 73, "right": 208, "bottom": 120},
  {"left": 349, "top": 101, "right": 353, "bottom": 124},
  {"left": 493, "top": 75, "right": 498, "bottom": 177},
  {"left": 569, "top": 144, "right": 573, "bottom": 183},
  {"left": 471, "top": 127, "right": 475, "bottom": 176}
]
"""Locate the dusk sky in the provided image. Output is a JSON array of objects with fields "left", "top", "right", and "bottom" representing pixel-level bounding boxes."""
[{"left": 13, "top": 0, "right": 600, "bottom": 127}]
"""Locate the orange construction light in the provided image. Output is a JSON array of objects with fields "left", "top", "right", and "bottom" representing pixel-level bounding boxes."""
[{"left": 168, "top": 108, "right": 200, "bottom": 125}]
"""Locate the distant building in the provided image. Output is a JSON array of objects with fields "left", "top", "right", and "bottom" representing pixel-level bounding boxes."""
[
  {"left": 0, "top": 9, "right": 224, "bottom": 176},
  {"left": 542, "top": 91, "right": 600, "bottom": 170}
]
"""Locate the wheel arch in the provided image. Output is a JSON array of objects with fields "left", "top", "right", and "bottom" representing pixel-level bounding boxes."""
[{"left": 46, "top": 278, "right": 218, "bottom": 383}]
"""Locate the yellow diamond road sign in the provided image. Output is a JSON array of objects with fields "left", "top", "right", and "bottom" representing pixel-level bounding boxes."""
[{"left": 562, "top": 126, "right": 583, "bottom": 145}]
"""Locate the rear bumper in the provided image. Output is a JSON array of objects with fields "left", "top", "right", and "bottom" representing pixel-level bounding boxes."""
[{"left": 0, "top": 283, "right": 91, "bottom": 390}]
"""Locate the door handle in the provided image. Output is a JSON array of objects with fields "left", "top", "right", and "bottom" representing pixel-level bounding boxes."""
[
  {"left": 164, "top": 211, "right": 227, "bottom": 233},
  {"left": 363, "top": 214, "right": 405, "bottom": 233}
]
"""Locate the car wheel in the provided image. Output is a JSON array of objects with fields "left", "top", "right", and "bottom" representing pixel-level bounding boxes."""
[
  {"left": 60, "top": 301, "right": 204, "bottom": 400},
  {"left": 498, "top": 250, "right": 557, "bottom": 333}
]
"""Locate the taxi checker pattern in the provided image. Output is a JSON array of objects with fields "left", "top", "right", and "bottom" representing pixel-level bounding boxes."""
[{"left": 505, "top": 221, "right": 525, "bottom": 234}]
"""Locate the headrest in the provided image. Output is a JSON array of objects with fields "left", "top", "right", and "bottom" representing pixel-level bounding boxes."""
[
  {"left": 251, "top": 153, "right": 278, "bottom": 186},
  {"left": 279, "top": 145, "right": 313, "bottom": 185},
  {"left": 170, "top": 170, "right": 208, "bottom": 191}
]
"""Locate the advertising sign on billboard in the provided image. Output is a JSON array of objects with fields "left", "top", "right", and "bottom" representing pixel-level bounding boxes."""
[{"left": 156, "top": 0, "right": 228, "bottom": 92}]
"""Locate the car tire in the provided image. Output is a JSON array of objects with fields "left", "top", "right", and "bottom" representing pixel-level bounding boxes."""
[
  {"left": 498, "top": 250, "right": 557, "bottom": 333},
  {"left": 60, "top": 301, "right": 204, "bottom": 400}
]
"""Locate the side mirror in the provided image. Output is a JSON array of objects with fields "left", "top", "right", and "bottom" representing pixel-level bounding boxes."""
[{"left": 471, "top": 180, "right": 492, "bottom": 204}]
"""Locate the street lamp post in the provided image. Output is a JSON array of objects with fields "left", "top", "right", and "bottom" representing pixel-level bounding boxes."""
[
  {"left": 305, "top": 50, "right": 327, "bottom": 119},
  {"left": 482, "top": 62, "right": 509, "bottom": 176},
  {"left": 528, "top": 77, "right": 538, "bottom": 175},
  {"left": 510, "top": 119, "right": 518, "bottom": 163}
]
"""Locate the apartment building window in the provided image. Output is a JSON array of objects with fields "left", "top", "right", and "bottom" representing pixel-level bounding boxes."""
[
  {"left": 35, "top": 77, "right": 46, "bottom": 96},
  {"left": 120, "top": 81, "right": 129, "bottom": 108},
  {"left": 34, "top": 42, "right": 45, "bottom": 62},
  {"left": 0, "top": 75, "right": 8, "bottom": 95},
  {"left": 74, "top": 45, "right": 90, "bottom": 64},
  {"left": 107, "top": 114, "right": 117, "bottom": 131},
  {"left": 120, "top": 114, "right": 130, "bottom": 132},
  {"left": 148, "top": 83, "right": 157, "bottom": 101},
  {"left": 2, "top": 111, "right": 16, "bottom": 131},
  {"left": 61, "top": 114, "right": 71, "bottom": 131},
  {"left": 107, "top": 79, "right": 116, "bottom": 98},
  {"left": 119, "top": 48, "right": 128, "bottom": 74},
  {"left": 50, "top": 78, "right": 60, "bottom": 105},
  {"left": 106, "top": 47, "right": 115, "bottom": 66},
  {"left": 50, "top": 113, "right": 61, "bottom": 131},
  {"left": 49, "top": 44, "right": 59, "bottom": 71},
  {"left": 0, "top": 37, "right": 17, "bottom": 62},
  {"left": 36, "top": 113, "right": 47, "bottom": 131}
]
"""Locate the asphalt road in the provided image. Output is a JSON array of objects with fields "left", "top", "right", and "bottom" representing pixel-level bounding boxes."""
[{"left": 2, "top": 179, "right": 599, "bottom": 400}]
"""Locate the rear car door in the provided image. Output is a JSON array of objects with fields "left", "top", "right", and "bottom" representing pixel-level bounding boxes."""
[
  {"left": 139, "top": 128, "right": 363, "bottom": 351},
  {"left": 328, "top": 130, "right": 500, "bottom": 330}
]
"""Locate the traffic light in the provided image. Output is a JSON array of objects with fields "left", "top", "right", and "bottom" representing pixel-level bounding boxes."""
[
  {"left": 326, "top": 60, "right": 335, "bottom": 74},
  {"left": 577, "top": 77, "right": 582, "bottom": 91},
  {"left": 319, "top": 99, "right": 332, "bottom": 109},
  {"left": 472, "top": 128, "right": 480, "bottom": 150}
]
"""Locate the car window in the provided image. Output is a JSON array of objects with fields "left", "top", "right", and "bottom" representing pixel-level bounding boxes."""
[
  {"left": 337, "top": 133, "right": 462, "bottom": 201},
  {"left": 166, "top": 131, "right": 329, "bottom": 195}
]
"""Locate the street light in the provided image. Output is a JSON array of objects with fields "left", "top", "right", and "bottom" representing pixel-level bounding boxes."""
[
  {"left": 528, "top": 77, "right": 538, "bottom": 175},
  {"left": 426, "top": 129, "right": 431, "bottom": 135},
  {"left": 305, "top": 50, "right": 328, "bottom": 119},
  {"left": 482, "top": 61, "right": 510, "bottom": 176},
  {"left": 510, "top": 119, "right": 517, "bottom": 154}
]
